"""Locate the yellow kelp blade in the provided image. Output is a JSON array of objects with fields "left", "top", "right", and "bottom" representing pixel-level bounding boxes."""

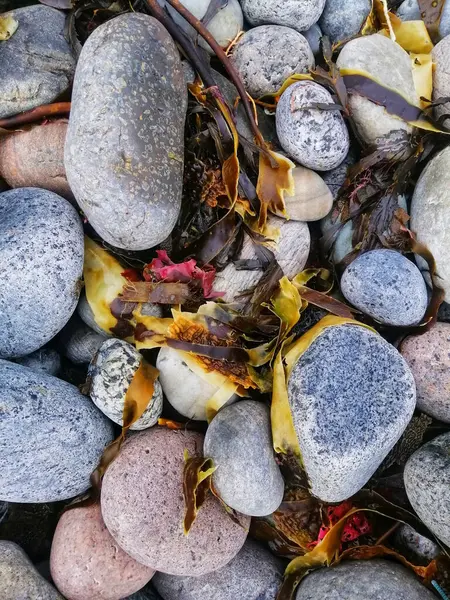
[
  {"left": 382, "top": 18, "right": 434, "bottom": 54},
  {"left": 256, "top": 149, "right": 295, "bottom": 230},
  {"left": 411, "top": 53, "right": 433, "bottom": 108},
  {"left": 183, "top": 451, "right": 217, "bottom": 535}
]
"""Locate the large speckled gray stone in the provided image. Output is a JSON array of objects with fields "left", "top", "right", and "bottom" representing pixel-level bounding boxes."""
[
  {"left": 204, "top": 401, "right": 284, "bottom": 516},
  {"left": 319, "top": 0, "right": 371, "bottom": 44},
  {"left": 65, "top": 13, "right": 187, "bottom": 251},
  {"left": 0, "top": 541, "right": 63, "bottom": 600},
  {"left": 288, "top": 324, "right": 416, "bottom": 502},
  {"left": 0, "top": 6, "right": 75, "bottom": 119},
  {"left": 153, "top": 540, "right": 284, "bottom": 600},
  {"left": 59, "top": 319, "right": 107, "bottom": 364},
  {"left": 276, "top": 81, "right": 349, "bottom": 171},
  {"left": 241, "top": 0, "right": 326, "bottom": 32},
  {"left": 432, "top": 36, "right": 450, "bottom": 126},
  {"left": 0, "top": 360, "right": 114, "bottom": 502},
  {"left": 15, "top": 348, "right": 61, "bottom": 377},
  {"left": 404, "top": 432, "right": 450, "bottom": 547},
  {"left": 295, "top": 559, "right": 436, "bottom": 599},
  {"left": 398, "top": 0, "right": 450, "bottom": 39},
  {"left": 89, "top": 339, "right": 163, "bottom": 430},
  {"left": 230, "top": 26, "right": 314, "bottom": 97},
  {"left": 341, "top": 250, "right": 428, "bottom": 326},
  {"left": 336, "top": 34, "right": 418, "bottom": 145},
  {"left": 0, "top": 188, "right": 84, "bottom": 359}
]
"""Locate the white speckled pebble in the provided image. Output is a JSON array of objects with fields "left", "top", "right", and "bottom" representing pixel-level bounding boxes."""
[
  {"left": 241, "top": 0, "right": 326, "bottom": 32},
  {"left": 319, "top": 0, "right": 371, "bottom": 44}
]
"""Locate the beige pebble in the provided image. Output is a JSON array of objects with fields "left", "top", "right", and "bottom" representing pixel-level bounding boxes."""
[{"left": 285, "top": 165, "right": 333, "bottom": 221}]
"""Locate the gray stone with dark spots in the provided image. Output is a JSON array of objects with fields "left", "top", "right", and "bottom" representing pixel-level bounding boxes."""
[
  {"left": 0, "top": 5, "right": 75, "bottom": 119},
  {"left": 65, "top": 13, "right": 187, "bottom": 251},
  {"left": 15, "top": 348, "right": 61, "bottom": 377},
  {"left": 241, "top": 0, "right": 326, "bottom": 32},
  {"left": 0, "top": 360, "right": 114, "bottom": 502},
  {"left": 404, "top": 432, "right": 450, "bottom": 547},
  {"left": 59, "top": 318, "right": 107, "bottom": 364},
  {"left": 0, "top": 188, "right": 84, "bottom": 359},
  {"left": 319, "top": 0, "right": 372, "bottom": 45},
  {"left": 341, "top": 249, "right": 428, "bottom": 326},
  {"left": 288, "top": 324, "right": 416, "bottom": 502},
  {"left": 398, "top": 0, "right": 450, "bottom": 39},
  {"left": 394, "top": 524, "right": 441, "bottom": 563}
]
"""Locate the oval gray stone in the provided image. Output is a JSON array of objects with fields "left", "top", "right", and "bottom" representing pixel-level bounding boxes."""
[
  {"left": 65, "top": 13, "right": 187, "bottom": 251},
  {"left": 288, "top": 324, "right": 416, "bottom": 502},
  {"left": 300, "top": 23, "right": 322, "bottom": 57},
  {"left": 60, "top": 319, "right": 107, "bottom": 364},
  {"left": 241, "top": 0, "right": 326, "bottom": 32},
  {"left": 398, "top": 0, "right": 450, "bottom": 39},
  {"left": 319, "top": 0, "right": 371, "bottom": 45},
  {"left": 0, "top": 360, "right": 114, "bottom": 502},
  {"left": 276, "top": 81, "right": 349, "bottom": 171},
  {"left": 0, "top": 5, "right": 75, "bottom": 119},
  {"left": 404, "top": 432, "right": 450, "bottom": 547},
  {"left": 15, "top": 348, "right": 61, "bottom": 377},
  {"left": 204, "top": 401, "right": 284, "bottom": 516},
  {"left": 394, "top": 524, "right": 441, "bottom": 563},
  {"left": 0, "top": 188, "right": 84, "bottom": 359},
  {"left": 432, "top": 35, "right": 450, "bottom": 126}
]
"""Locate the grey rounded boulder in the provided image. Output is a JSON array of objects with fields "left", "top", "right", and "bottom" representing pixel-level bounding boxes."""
[
  {"left": 15, "top": 348, "right": 61, "bottom": 377},
  {"left": 241, "top": 0, "right": 326, "bottom": 32},
  {"left": 319, "top": 0, "right": 372, "bottom": 45},
  {"left": 65, "top": 13, "right": 187, "bottom": 251},
  {"left": 432, "top": 36, "right": 450, "bottom": 127},
  {"left": 0, "top": 360, "right": 114, "bottom": 503},
  {"left": 0, "top": 188, "right": 84, "bottom": 359},
  {"left": 59, "top": 319, "right": 107, "bottom": 364}
]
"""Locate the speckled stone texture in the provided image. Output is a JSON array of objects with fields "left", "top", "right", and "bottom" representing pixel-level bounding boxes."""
[
  {"left": 0, "top": 541, "right": 63, "bottom": 600},
  {"left": 0, "top": 6, "right": 75, "bottom": 119},
  {"left": 230, "top": 26, "right": 314, "bottom": 97},
  {"left": 336, "top": 34, "right": 418, "bottom": 145},
  {"left": 319, "top": 0, "right": 371, "bottom": 44},
  {"left": 321, "top": 148, "right": 356, "bottom": 200},
  {"left": 15, "top": 348, "right": 61, "bottom": 376},
  {"left": 59, "top": 318, "right": 107, "bottom": 364},
  {"left": 241, "top": 0, "right": 326, "bottom": 32},
  {"left": 341, "top": 250, "right": 428, "bottom": 326},
  {"left": 0, "top": 188, "right": 84, "bottom": 359},
  {"left": 295, "top": 559, "right": 435, "bottom": 599},
  {"left": 404, "top": 432, "right": 450, "bottom": 547},
  {"left": 89, "top": 339, "right": 163, "bottom": 430},
  {"left": 50, "top": 503, "right": 154, "bottom": 600},
  {"left": 410, "top": 146, "right": 450, "bottom": 298},
  {"left": 288, "top": 324, "right": 416, "bottom": 502},
  {"left": 432, "top": 36, "right": 450, "bottom": 126},
  {"left": 401, "top": 323, "right": 450, "bottom": 423},
  {"left": 0, "top": 360, "right": 114, "bottom": 502},
  {"left": 276, "top": 81, "right": 349, "bottom": 171},
  {"left": 398, "top": 0, "right": 450, "bottom": 39},
  {"left": 204, "top": 401, "right": 284, "bottom": 516},
  {"left": 101, "top": 427, "right": 250, "bottom": 575},
  {"left": 65, "top": 13, "right": 187, "bottom": 251},
  {"left": 394, "top": 524, "right": 441, "bottom": 563},
  {"left": 153, "top": 540, "right": 284, "bottom": 600}
]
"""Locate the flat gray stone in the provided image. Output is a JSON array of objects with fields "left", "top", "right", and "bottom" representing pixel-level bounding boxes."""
[
  {"left": 153, "top": 540, "right": 284, "bottom": 600},
  {"left": 404, "top": 432, "right": 450, "bottom": 547},
  {"left": 341, "top": 249, "right": 428, "bottom": 326},
  {"left": 15, "top": 348, "right": 61, "bottom": 377},
  {"left": 288, "top": 324, "right": 416, "bottom": 502},
  {"left": 241, "top": 0, "right": 326, "bottom": 32},
  {"left": 432, "top": 36, "right": 450, "bottom": 126},
  {"left": 276, "top": 81, "right": 349, "bottom": 171},
  {"left": 295, "top": 559, "right": 435, "bottom": 599},
  {"left": 59, "top": 318, "right": 107, "bottom": 364},
  {"left": 0, "top": 360, "right": 114, "bottom": 502},
  {"left": 65, "top": 13, "right": 187, "bottom": 251},
  {"left": 398, "top": 0, "right": 450, "bottom": 39},
  {"left": 204, "top": 401, "right": 284, "bottom": 516},
  {"left": 0, "top": 5, "right": 75, "bottom": 119},
  {"left": 0, "top": 188, "right": 84, "bottom": 359},
  {"left": 319, "top": 0, "right": 371, "bottom": 44}
]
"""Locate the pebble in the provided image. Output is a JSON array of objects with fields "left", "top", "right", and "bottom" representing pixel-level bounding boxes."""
[
  {"left": 125, "top": 587, "right": 162, "bottom": 600},
  {"left": 284, "top": 165, "right": 333, "bottom": 221},
  {"left": 398, "top": 0, "right": 450, "bottom": 39},
  {"left": 300, "top": 23, "right": 322, "bottom": 57},
  {"left": 0, "top": 541, "right": 63, "bottom": 600},
  {"left": 336, "top": 34, "right": 418, "bottom": 145},
  {"left": 0, "top": 360, "right": 114, "bottom": 502},
  {"left": 77, "top": 292, "right": 113, "bottom": 336},
  {"left": 230, "top": 26, "right": 314, "bottom": 97},
  {"left": 101, "top": 427, "right": 250, "bottom": 575},
  {"left": 276, "top": 81, "right": 350, "bottom": 171},
  {"left": 50, "top": 503, "right": 154, "bottom": 600},
  {"left": 432, "top": 35, "right": 450, "bottom": 126},
  {"left": 0, "top": 5, "right": 75, "bottom": 119},
  {"left": 15, "top": 348, "right": 61, "bottom": 377},
  {"left": 153, "top": 540, "right": 284, "bottom": 600},
  {"left": 0, "top": 188, "right": 84, "bottom": 359},
  {"left": 287, "top": 323, "right": 416, "bottom": 502},
  {"left": 65, "top": 13, "right": 187, "bottom": 251},
  {"left": 321, "top": 148, "right": 356, "bottom": 200},
  {"left": 404, "top": 432, "right": 450, "bottom": 547},
  {"left": 394, "top": 524, "right": 441, "bottom": 563},
  {"left": 295, "top": 559, "right": 436, "bottom": 599},
  {"left": 341, "top": 249, "right": 428, "bottom": 326},
  {"left": 319, "top": 0, "right": 372, "bottom": 45},
  {"left": 240, "top": 0, "right": 326, "bottom": 32},
  {"left": 89, "top": 339, "right": 163, "bottom": 430},
  {"left": 204, "top": 401, "right": 284, "bottom": 516},
  {"left": 59, "top": 319, "right": 108, "bottom": 364}
]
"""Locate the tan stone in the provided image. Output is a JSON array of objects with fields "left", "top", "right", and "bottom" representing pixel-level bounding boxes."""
[{"left": 285, "top": 166, "right": 333, "bottom": 221}]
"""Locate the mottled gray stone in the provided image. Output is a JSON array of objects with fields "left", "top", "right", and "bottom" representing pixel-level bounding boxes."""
[
  {"left": 321, "top": 149, "right": 356, "bottom": 200},
  {"left": 319, "top": 0, "right": 371, "bottom": 44},
  {"left": 77, "top": 292, "right": 112, "bottom": 336},
  {"left": 404, "top": 432, "right": 450, "bottom": 547},
  {"left": 341, "top": 249, "right": 427, "bottom": 326},
  {"left": 295, "top": 559, "right": 435, "bottom": 599},
  {"left": 89, "top": 339, "right": 163, "bottom": 430},
  {"left": 15, "top": 348, "right": 61, "bottom": 376},
  {"left": 182, "top": 60, "right": 196, "bottom": 85},
  {"left": 230, "top": 26, "right": 314, "bottom": 97},
  {"left": 288, "top": 324, "right": 416, "bottom": 502},
  {"left": 398, "top": 0, "right": 450, "bottom": 39},
  {"left": 276, "top": 81, "right": 349, "bottom": 171},
  {"left": 0, "top": 5, "right": 75, "bottom": 119},
  {"left": 65, "top": 13, "right": 187, "bottom": 251},
  {"left": 432, "top": 36, "right": 450, "bottom": 126},
  {"left": 153, "top": 540, "right": 284, "bottom": 600},
  {"left": 394, "top": 524, "right": 441, "bottom": 563},
  {"left": 0, "top": 188, "right": 84, "bottom": 359},
  {"left": 0, "top": 360, "right": 114, "bottom": 502},
  {"left": 0, "top": 542, "right": 63, "bottom": 600},
  {"left": 204, "top": 401, "right": 284, "bottom": 516},
  {"left": 300, "top": 23, "right": 322, "bottom": 56},
  {"left": 241, "top": 0, "right": 326, "bottom": 32},
  {"left": 60, "top": 319, "right": 107, "bottom": 364}
]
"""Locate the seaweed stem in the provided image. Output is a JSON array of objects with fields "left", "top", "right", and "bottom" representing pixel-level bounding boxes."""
[{"left": 0, "top": 102, "right": 71, "bottom": 129}]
